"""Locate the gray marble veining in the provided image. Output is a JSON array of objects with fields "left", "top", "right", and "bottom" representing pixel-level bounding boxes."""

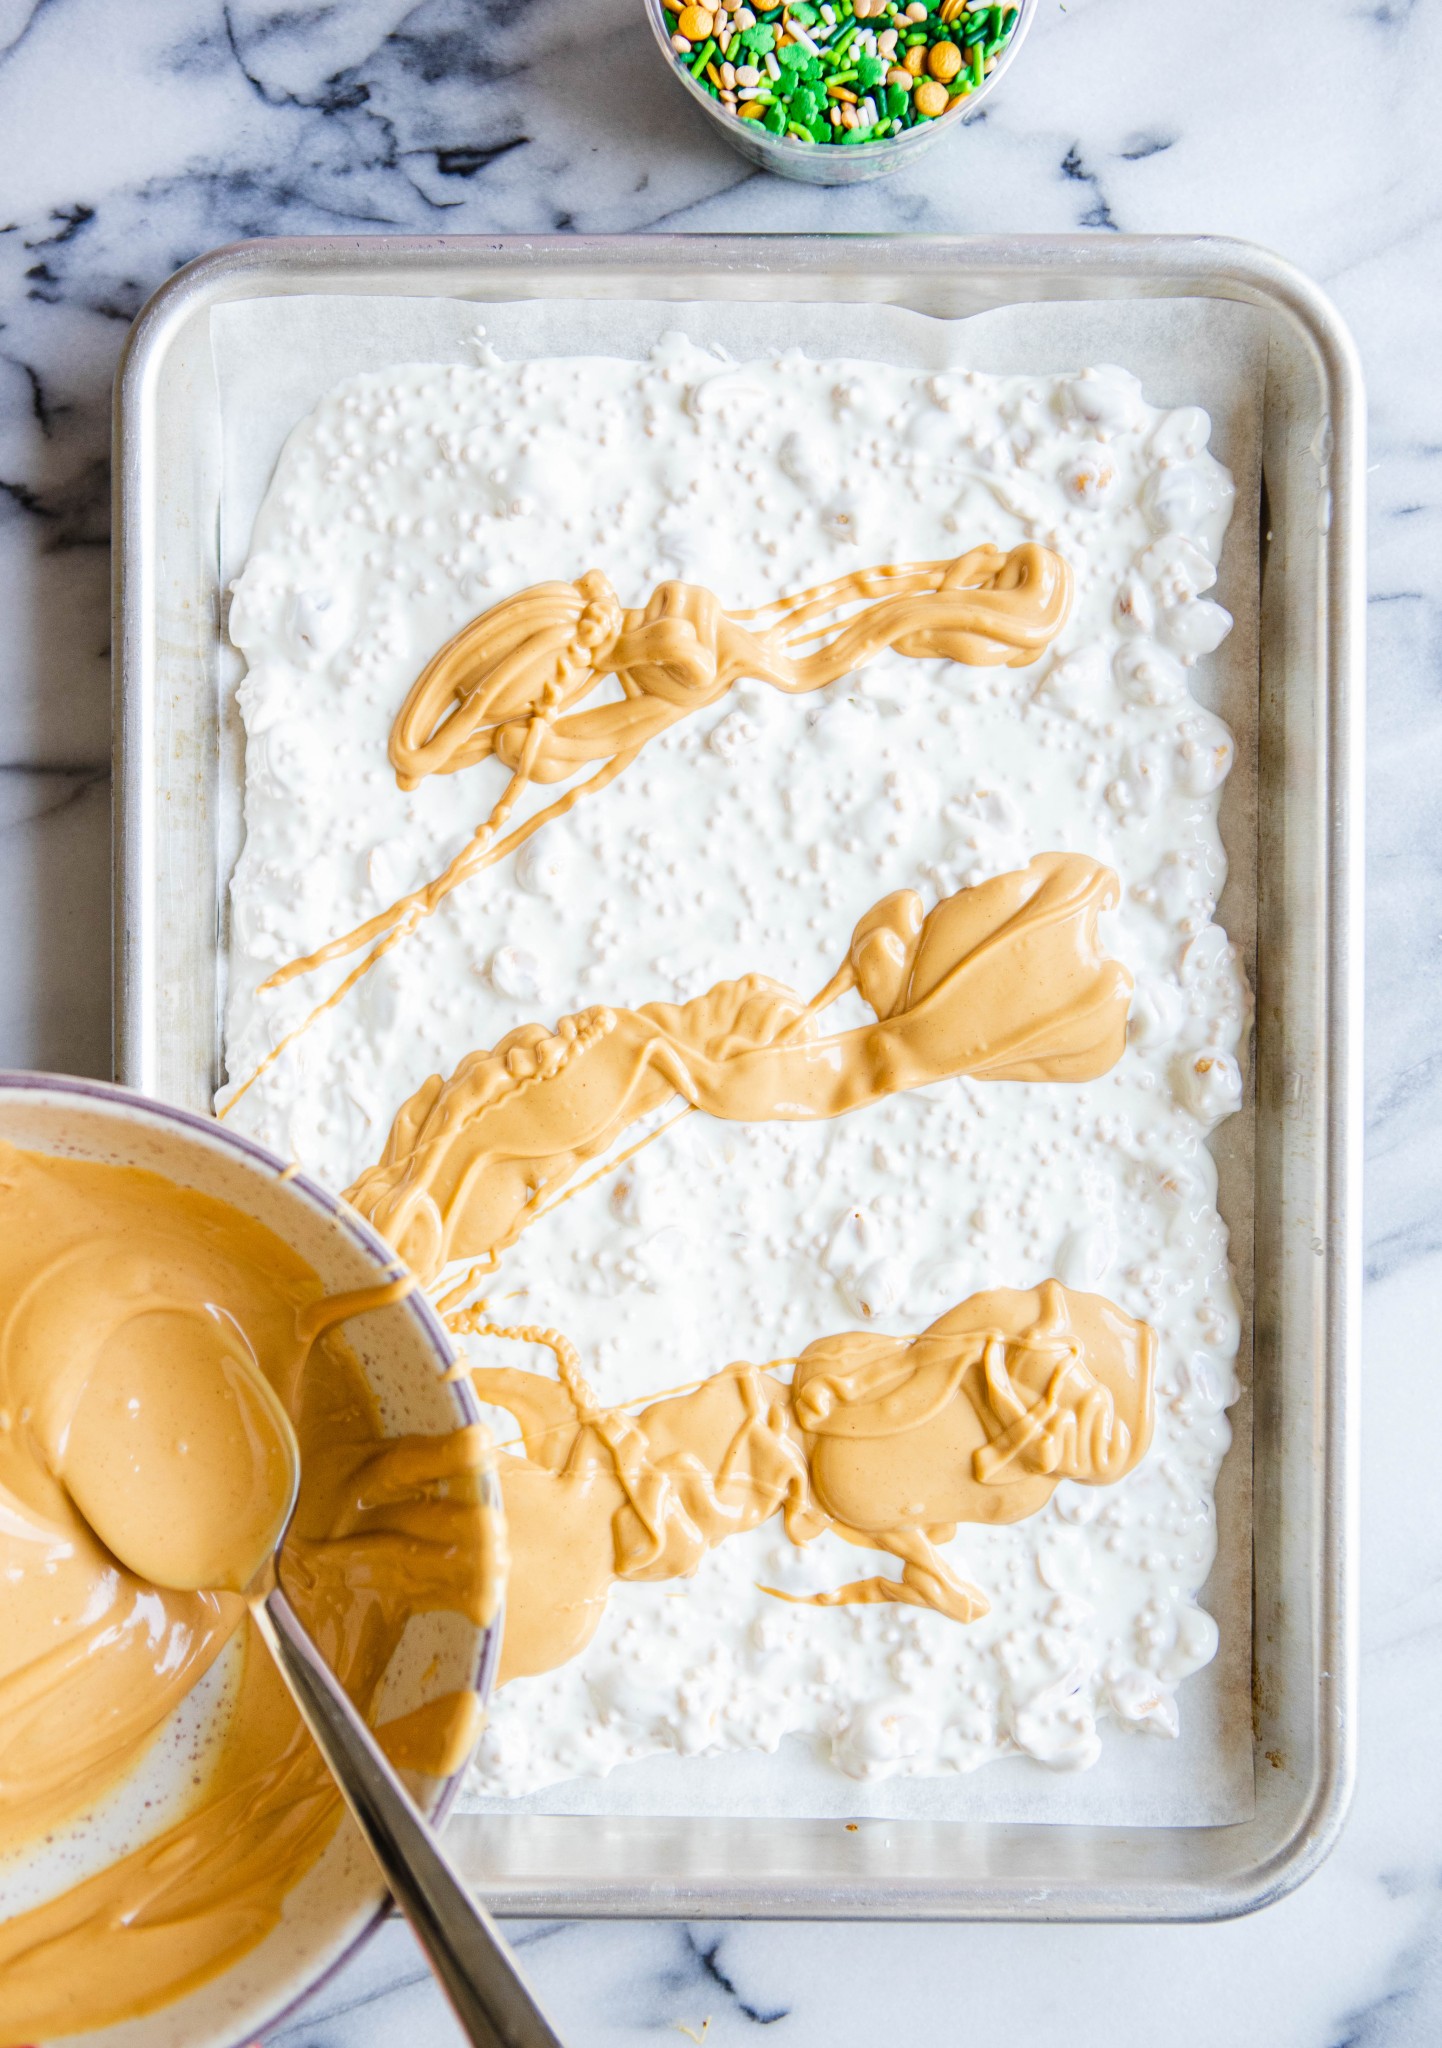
[{"left": 0, "top": 0, "right": 1435, "bottom": 2039}]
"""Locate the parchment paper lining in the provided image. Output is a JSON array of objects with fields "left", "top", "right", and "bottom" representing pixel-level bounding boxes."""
[{"left": 211, "top": 291, "right": 1262, "bottom": 1827}]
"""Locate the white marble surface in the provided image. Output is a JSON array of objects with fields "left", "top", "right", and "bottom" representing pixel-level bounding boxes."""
[{"left": 0, "top": 0, "right": 1429, "bottom": 2040}]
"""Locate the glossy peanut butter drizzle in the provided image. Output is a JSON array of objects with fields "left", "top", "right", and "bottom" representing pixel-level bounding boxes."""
[
  {"left": 0, "top": 1146, "right": 499, "bottom": 2041},
  {"left": 467, "top": 1281, "right": 1153, "bottom": 1685},
  {"left": 226, "top": 543, "right": 1071, "bottom": 1109},
  {"left": 346, "top": 851, "right": 1130, "bottom": 1284}
]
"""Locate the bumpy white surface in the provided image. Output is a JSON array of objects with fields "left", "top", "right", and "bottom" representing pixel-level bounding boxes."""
[{"left": 223, "top": 340, "right": 1247, "bottom": 1797}]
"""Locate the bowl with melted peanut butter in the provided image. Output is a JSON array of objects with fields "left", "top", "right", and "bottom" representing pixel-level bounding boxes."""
[{"left": 0, "top": 1074, "right": 504, "bottom": 2048}]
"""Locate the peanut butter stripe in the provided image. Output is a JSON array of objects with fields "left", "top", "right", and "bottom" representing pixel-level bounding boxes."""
[
  {"left": 346, "top": 852, "right": 1130, "bottom": 1285},
  {"left": 471, "top": 1280, "right": 1154, "bottom": 1685}
]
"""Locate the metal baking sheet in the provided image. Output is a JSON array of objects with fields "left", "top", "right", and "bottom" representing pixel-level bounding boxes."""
[{"left": 113, "top": 233, "right": 1363, "bottom": 1921}]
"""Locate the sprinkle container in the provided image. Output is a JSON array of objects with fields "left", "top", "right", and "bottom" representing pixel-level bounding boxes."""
[{"left": 644, "top": 0, "right": 1035, "bottom": 184}]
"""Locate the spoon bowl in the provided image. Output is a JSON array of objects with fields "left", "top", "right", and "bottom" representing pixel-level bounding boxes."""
[{"left": 61, "top": 1305, "right": 302, "bottom": 1595}]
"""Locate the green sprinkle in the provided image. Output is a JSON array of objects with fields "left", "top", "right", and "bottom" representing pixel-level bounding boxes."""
[{"left": 667, "top": 0, "right": 1016, "bottom": 150}]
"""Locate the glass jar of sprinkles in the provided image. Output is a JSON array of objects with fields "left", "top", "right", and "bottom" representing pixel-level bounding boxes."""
[{"left": 645, "top": 0, "right": 1033, "bottom": 185}]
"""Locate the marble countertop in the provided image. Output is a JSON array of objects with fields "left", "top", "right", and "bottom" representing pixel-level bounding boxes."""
[{"left": 0, "top": 0, "right": 1431, "bottom": 2040}]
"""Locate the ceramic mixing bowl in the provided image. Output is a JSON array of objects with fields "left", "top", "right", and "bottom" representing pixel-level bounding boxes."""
[{"left": 0, "top": 1073, "right": 503, "bottom": 2048}]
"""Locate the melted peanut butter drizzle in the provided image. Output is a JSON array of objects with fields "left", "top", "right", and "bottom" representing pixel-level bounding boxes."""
[
  {"left": 345, "top": 852, "right": 1131, "bottom": 1285},
  {"left": 469, "top": 1280, "right": 1153, "bottom": 1685},
  {"left": 0, "top": 1147, "right": 499, "bottom": 2040},
  {"left": 225, "top": 543, "right": 1070, "bottom": 1111}
]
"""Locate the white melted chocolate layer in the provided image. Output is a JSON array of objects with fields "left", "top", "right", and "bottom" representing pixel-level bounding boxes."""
[{"left": 222, "top": 342, "right": 1247, "bottom": 1793}]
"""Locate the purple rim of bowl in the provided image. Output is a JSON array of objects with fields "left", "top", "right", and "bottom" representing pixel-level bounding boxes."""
[{"left": 0, "top": 1072, "right": 504, "bottom": 2048}]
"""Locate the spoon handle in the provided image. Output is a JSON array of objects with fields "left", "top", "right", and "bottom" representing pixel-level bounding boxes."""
[{"left": 252, "top": 1585, "right": 566, "bottom": 2048}]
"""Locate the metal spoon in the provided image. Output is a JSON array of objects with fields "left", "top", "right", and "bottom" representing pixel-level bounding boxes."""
[
  {"left": 74, "top": 1336, "right": 565, "bottom": 2048},
  {"left": 247, "top": 1542, "right": 566, "bottom": 2048}
]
